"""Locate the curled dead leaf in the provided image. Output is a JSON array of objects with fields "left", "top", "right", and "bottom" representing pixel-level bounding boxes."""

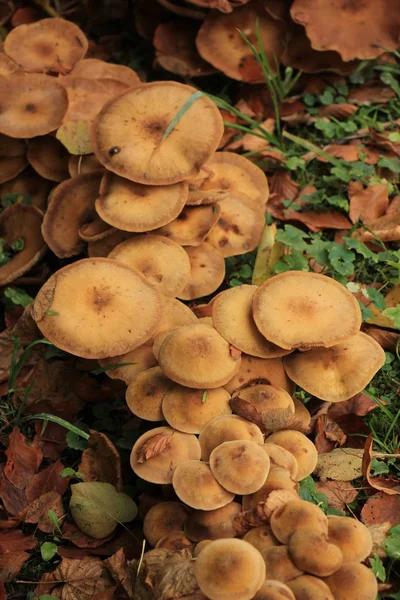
[
  {"left": 137, "top": 432, "right": 174, "bottom": 464},
  {"left": 79, "top": 430, "right": 122, "bottom": 491},
  {"left": 315, "top": 480, "right": 358, "bottom": 513},
  {"left": 362, "top": 434, "right": 400, "bottom": 495},
  {"left": 348, "top": 182, "right": 389, "bottom": 224},
  {"left": 229, "top": 395, "right": 266, "bottom": 433},
  {"left": 4, "top": 428, "right": 43, "bottom": 490},
  {"left": 361, "top": 492, "right": 400, "bottom": 527}
]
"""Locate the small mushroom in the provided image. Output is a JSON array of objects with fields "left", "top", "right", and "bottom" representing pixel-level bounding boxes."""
[
  {"left": 323, "top": 563, "right": 378, "bottom": 600},
  {"left": 185, "top": 501, "right": 242, "bottom": 541},
  {"left": 253, "top": 580, "right": 296, "bottom": 600},
  {"left": 71, "top": 58, "right": 140, "bottom": 86},
  {"left": 232, "top": 384, "right": 295, "bottom": 432},
  {"left": 270, "top": 500, "right": 328, "bottom": 545},
  {"left": 261, "top": 444, "right": 298, "bottom": 480},
  {"left": 126, "top": 366, "right": 174, "bottom": 421},
  {"left": 225, "top": 355, "right": 294, "bottom": 396},
  {"left": 68, "top": 154, "right": 103, "bottom": 178},
  {"left": 287, "top": 575, "right": 334, "bottom": 600},
  {"left": 27, "top": 136, "right": 70, "bottom": 182},
  {"left": 288, "top": 529, "right": 343, "bottom": 576},
  {"left": 178, "top": 242, "right": 225, "bottom": 300},
  {"left": 0, "top": 167, "right": 51, "bottom": 210},
  {"left": 265, "top": 431, "right": 318, "bottom": 481},
  {"left": 143, "top": 501, "right": 191, "bottom": 546},
  {"left": 172, "top": 460, "right": 235, "bottom": 510},
  {"left": 243, "top": 525, "right": 281, "bottom": 553},
  {"left": 327, "top": 515, "right": 373, "bottom": 563},
  {"left": 261, "top": 546, "right": 304, "bottom": 583},
  {"left": 287, "top": 397, "right": 311, "bottom": 433},
  {"left": 87, "top": 229, "right": 132, "bottom": 258},
  {"left": 242, "top": 467, "right": 298, "bottom": 511},
  {"left": 199, "top": 414, "right": 264, "bottom": 461},
  {"left": 150, "top": 297, "right": 198, "bottom": 341}
]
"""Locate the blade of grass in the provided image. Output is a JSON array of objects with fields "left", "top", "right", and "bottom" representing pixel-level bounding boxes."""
[
  {"left": 162, "top": 91, "right": 204, "bottom": 140},
  {"left": 21, "top": 413, "right": 90, "bottom": 440},
  {"left": 8, "top": 339, "right": 53, "bottom": 395},
  {"left": 282, "top": 131, "right": 343, "bottom": 166}
]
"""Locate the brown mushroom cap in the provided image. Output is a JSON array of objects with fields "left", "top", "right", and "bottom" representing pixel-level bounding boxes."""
[
  {"left": 150, "top": 297, "right": 198, "bottom": 341},
  {"left": 143, "top": 501, "right": 191, "bottom": 546},
  {"left": 283, "top": 333, "right": 386, "bottom": 403},
  {"left": 33, "top": 258, "right": 163, "bottom": 359},
  {"left": 194, "top": 540, "right": 212, "bottom": 556},
  {"left": 0, "top": 54, "right": 20, "bottom": 77},
  {"left": 243, "top": 525, "right": 281, "bottom": 553},
  {"left": 154, "top": 204, "right": 220, "bottom": 246},
  {"left": 261, "top": 444, "right": 298, "bottom": 480},
  {"left": 265, "top": 431, "right": 318, "bottom": 482},
  {"left": 0, "top": 167, "right": 51, "bottom": 211},
  {"left": 162, "top": 385, "right": 232, "bottom": 433},
  {"left": 0, "top": 204, "right": 46, "bottom": 286},
  {"left": 0, "top": 74, "right": 68, "bottom": 138},
  {"left": 194, "top": 538, "right": 266, "bottom": 600},
  {"left": 68, "top": 154, "right": 103, "bottom": 178},
  {"left": 96, "top": 171, "right": 188, "bottom": 232},
  {"left": 178, "top": 242, "right": 225, "bottom": 300},
  {"left": 243, "top": 467, "right": 299, "bottom": 511},
  {"left": 270, "top": 500, "right": 328, "bottom": 545},
  {"left": 158, "top": 324, "right": 241, "bottom": 389},
  {"left": 253, "top": 580, "right": 296, "bottom": 600},
  {"left": 78, "top": 215, "right": 114, "bottom": 243},
  {"left": 88, "top": 229, "right": 133, "bottom": 258},
  {"left": 288, "top": 529, "right": 343, "bottom": 576},
  {"left": 261, "top": 546, "right": 304, "bottom": 583},
  {"left": 287, "top": 575, "right": 334, "bottom": 600},
  {"left": 252, "top": 272, "right": 362, "bottom": 351},
  {"left": 327, "top": 515, "right": 373, "bottom": 563},
  {"left": 172, "top": 460, "right": 235, "bottom": 510},
  {"left": 199, "top": 414, "right": 264, "bottom": 461},
  {"left": 0, "top": 134, "right": 27, "bottom": 185},
  {"left": 71, "top": 58, "right": 140, "bottom": 86},
  {"left": 4, "top": 18, "right": 88, "bottom": 74},
  {"left": 225, "top": 355, "right": 294, "bottom": 396},
  {"left": 27, "top": 136, "right": 70, "bottom": 182},
  {"left": 185, "top": 502, "right": 242, "bottom": 542},
  {"left": 288, "top": 398, "right": 311, "bottom": 433},
  {"left": 130, "top": 426, "right": 201, "bottom": 484},
  {"left": 155, "top": 531, "right": 193, "bottom": 550},
  {"left": 98, "top": 342, "right": 158, "bottom": 385},
  {"left": 126, "top": 366, "right": 174, "bottom": 421},
  {"left": 323, "top": 562, "right": 378, "bottom": 600},
  {"left": 212, "top": 285, "right": 290, "bottom": 359},
  {"left": 91, "top": 81, "right": 224, "bottom": 185},
  {"left": 232, "top": 384, "right": 295, "bottom": 432},
  {"left": 108, "top": 234, "right": 191, "bottom": 298}
]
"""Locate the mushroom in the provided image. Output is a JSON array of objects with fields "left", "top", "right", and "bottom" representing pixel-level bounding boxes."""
[
  {"left": 194, "top": 538, "right": 266, "bottom": 600},
  {"left": 243, "top": 525, "right": 281, "bottom": 552},
  {"left": 287, "top": 398, "right": 311, "bottom": 433},
  {"left": 327, "top": 515, "right": 373, "bottom": 563},
  {"left": 155, "top": 531, "right": 193, "bottom": 550},
  {"left": 91, "top": 81, "right": 224, "bottom": 185},
  {"left": 194, "top": 540, "right": 212, "bottom": 556},
  {"left": 126, "top": 366, "right": 174, "bottom": 421},
  {"left": 265, "top": 431, "right": 318, "bottom": 481},
  {"left": 253, "top": 580, "right": 296, "bottom": 600},
  {"left": 98, "top": 342, "right": 158, "bottom": 385},
  {"left": 287, "top": 575, "right": 334, "bottom": 600},
  {"left": 242, "top": 467, "right": 298, "bottom": 511},
  {"left": 270, "top": 500, "right": 328, "bottom": 545},
  {"left": 185, "top": 501, "right": 242, "bottom": 541},
  {"left": 27, "top": 136, "right": 70, "bottom": 183},
  {"left": 130, "top": 426, "right": 201, "bottom": 484},
  {"left": 199, "top": 414, "right": 264, "bottom": 461},
  {"left": 0, "top": 134, "right": 27, "bottom": 185},
  {"left": 108, "top": 234, "right": 191, "bottom": 298},
  {"left": 0, "top": 167, "right": 51, "bottom": 210},
  {"left": 225, "top": 355, "right": 294, "bottom": 396},
  {"left": 261, "top": 546, "right": 304, "bottom": 583},
  {"left": 150, "top": 297, "right": 198, "bottom": 341},
  {"left": 162, "top": 385, "right": 232, "bottom": 433},
  {"left": 154, "top": 204, "right": 220, "bottom": 246},
  {"left": 261, "top": 444, "right": 298, "bottom": 480},
  {"left": 172, "top": 460, "right": 235, "bottom": 510},
  {"left": 71, "top": 58, "right": 141, "bottom": 86},
  {"left": 68, "top": 154, "right": 103, "bottom": 178},
  {"left": 88, "top": 229, "right": 133, "bottom": 258},
  {"left": 252, "top": 272, "right": 362, "bottom": 351},
  {"left": 322, "top": 563, "right": 378, "bottom": 600},
  {"left": 178, "top": 242, "right": 225, "bottom": 300},
  {"left": 32, "top": 258, "right": 163, "bottom": 359},
  {"left": 288, "top": 529, "right": 343, "bottom": 576},
  {"left": 158, "top": 324, "right": 241, "bottom": 389},
  {"left": 232, "top": 384, "right": 295, "bottom": 432},
  {"left": 283, "top": 333, "right": 386, "bottom": 402},
  {"left": 0, "top": 54, "right": 20, "bottom": 77},
  {"left": 143, "top": 501, "right": 191, "bottom": 546}
]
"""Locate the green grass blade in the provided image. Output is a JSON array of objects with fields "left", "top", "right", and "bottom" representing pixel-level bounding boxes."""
[
  {"left": 22, "top": 413, "right": 90, "bottom": 440},
  {"left": 162, "top": 91, "right": 204, "bottom": 140}
]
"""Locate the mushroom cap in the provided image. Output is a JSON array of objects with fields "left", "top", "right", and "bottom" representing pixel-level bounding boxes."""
[
  {"left": 42, "top": 172, "right": 103, "bottom": 258},
  {"left": 243, "top": 525, "right": 280, "bottom": 553},
  {"left": 287, "top": 575, "right": 334, "bottom": 600},
  {"left": 126, "top": 366, "right": 174, "bottom": 421},
  {"left": 78, "top": 215, "right": 114, "bottom": 243},
  {"left": 88, "top": 229, "right": 133, "bottom": 258},
  {"left": 33, "top": 258, "right": 163, "bottom": 359},
  {"left": 96, "top": 171, "right": 188, "bottom": 232},
  {"left": 323, "top": 562, "right": 378, "bottom": 600},
  {"left": 0, "top": 54, "right": 20, "bottom": 77},
  {"left": 232, "top": 384, "right": 295, "bottom": 432},
  {"left": 194, "top": 538, "right": 266, "bottom": 600},
  {"left": 155, "top": 531, "right": 193, "bottom": 550},
  {"left": 185, "top": 501, "right": 242, "bottom": 542},
  {"left": 98, "top": 342, "right": 158, "bottom": 385},
  {"left": 130, "top": 426, "right": 201, "bottom": 484},
  {"left": 150, "top": 297, "right": 198, "bottom": 341},
  {"left": 0, "top": 204, "right": 46, "bottom": 286},
  {"left": 0, "top": 134, "right": 27, "bottom": 185},
  {"left": 172, "top": 460, "right": 235, "bottom": 510},
  {"left": 327, "top": 515, "right": 373, "bottom": 563},
  {"left": 283, "top": 332, "right": 386, "bottom": 403},
  {"left": 199, "top": 414, "right": 264, "bottom": 461},
  {"left": 270, "top": 500, "right": 328, "bottom": 545},
  {"left": 0, "top": 167, "right": 51, "bottom": 211},
  {"left": 288, "top": 529, "right": 343, "bottom": 576},
  {"left": 108, "top": 234, "right": 191, "bottom": 298},
  {"left": 252, "top": 272, "right": 362, "bottom": 351},
  {"left": 178, "top": 242, "right": 225, "bottom": 300},
  {"left": 288, "top": 397, "right": 311, "bottom": 434},
  {"left": 0, "top": 74, "right": 68, "bottom": 138},
  {"left": 212, "top": 285, "right": 290, "bottom": 359},
  {"left": 4, "top": 18, "right": 88, "bottom": 74},
  {"left": 261, "top": 444, "right": 298, "bottom": 480},
  {"left": 209, "top": 439, "right": 270, "bottom": 495},
  {"left": 194, "top": 540, "right": 212, "bottom": 556},
  {"left": 154, "top": 204, "right": 220, "bottom": 246},
  {"left": 205, "top": 192, "right": 264, "bottom": 257},
  {"left": 158, "top": 324, "right": 241, "bottom": 389},
  {"left": 91, "top": 81, "right": 224, "bottom": 185},
  {"left": 68, "top": 154, "right": 103, "bottom": 178},
  {"left": 143, "top": 501, "right": 191, "bottom": 546},
  {"left": 253, "top": 580, "right": 296, "bottom": 600},
  {"left": 243, "top": 467, "right": 298, "bottom": 511},
  {"left": 261, "top": 546, "right": 304, "bottom": 583},
  {"left": 265, "top": 431, "right": 318, "bottom": 482},
  {"left": 71, "top": 58, "right": 140, "bottom": 86},
  {"left": 27, "top": 136, "right": 70, "bottom": 182},
  {"left": 225, "top": 355, "right": 294, "bottom": 396},
  {"left": 162, "top": 385, "right": 232, "bottom": 433}
]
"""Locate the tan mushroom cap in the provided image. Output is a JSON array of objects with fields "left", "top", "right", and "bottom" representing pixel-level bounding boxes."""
[
  {"left": 261, "top": 546, "right": 304, "bottom": 583},
  {"left": 287, "top": 575, "right": 334, "bottom": 600},
  {"left": 162, "top": 385, "right": 232, "bottom": 433},
  {"left": 323, "top": 562, "right": 378, "bottom": 600},
  {"left": 253, "top": 580, "right": 296, "bottom": 600},
  {"left": 327, "top": 515, "right": 373, "bottom": 563},
  {"left": 154, "top": 204, "right": 220, "bottom": 246},
  {"left": 232, "top": 384, "right": 295, "bottom": 432},
  {"left": 41, "top": 172, "right": 103, "bottom": 258},
  {"left": 283, "top": 332, "right": 386, "bottom": 403},
  {"left": 270, "top": 500, "right": 328, "bottom": 545},
  {"left": 243, "top": 525, "right": 280, "bottom": 553},
  {"left": 209, "top": 439, "right": 270, "bottom": 495},
  {"left": 243, "top": 467, "right": 298, "bottom": 511},
  {"left": 130, "top": 426, "right": 201, "bottom": 484},
  {"left": 152, "top": 330, "right": 174, "bottom": 361},
  {"left": 261, "top": 444, "right": 298, "bottom": 480},
  {"left": 143, "top": 501, "right": 191, "bottom": 546},
  {"left": 0, "top": 54, "right": 20, "bottom": 77},
  {"left": 212, "top": 285, "right": 290, "bottom": 359},
  {"left": 194, "top": 538, "right": 266, "bottom": 600},
  {"left": 96, "top": 171, "right": 188, "bottom": 232},
  {"left": 4, "top": 18, "right": 88, "bottom": 74},
  {"left": 150, "top": 296, "right": 198, "bottom": 341},
  {"left": 225, "top": 355, "right": 294, "bottom": 395},
  {"left": 91, "top": 81, "right": 224, "bottom": 185},
  {"left": 252, "top": 272, "right": 362, "bottom": 351},
  {"left": 88, "top": 229, "right": 133, "bottom": 258},
  {"left": 185, "top": 502, "right": 242, "bottom": 542},
  {"left": 199, "top": 414, "right": 264, "bottom": 461},
  {"left": 126, "top": 366, "right": 174, "bottom": 421},
  {"left": 186, "top": 165, "right": 229, "bottom": 206},
  {"left": 27, "top": 136, "right": 70, "bottom": 182},
  {"left": 0, "top": 74, "right": 68, "bottom": 138},
  {"left": 288, "top": 529, "right": 343, "bottom": 577},
  {"left": 71, "top": 58, "right": 140, "bottom": 86},
  {"left": 33, "top": 258, "right": 163, "bottom": 359},
  {"left": 68, "top": 154, "right": 103, "bottom": 178},
  {"left": 266, "top": 431, "right": 318, "bottom": 482},
  {"left": 0, "top": 167, "right": 51, "bottom": 211},
  {"left": 205, "top": 193, "right": 264, "bottom": 258},
  {"left": 194, "top": 540, "right": 212, "bottom": 556},
  {"left": 98, "top": 342, "right": 157, "bottom": 384},
  {"left": 78, "top": 215, "right": 114, "bottom": 242},
  {"left": 172, "top": 460, "right": 235, "bottom": 510},
  {"left": 108, "top": 234, "right": 191, "bottom": 297},
  {"left": 158, "top": 324, "right": 242, "bottom": 389},
  {"left": 155, "top": 531, "right": 193, "bottom": 550},
  {"left": 178, "top": 242, "right": 225, "bottom": 300},
  {"left": 288, "top": 397, "right": 311, "bottom": 433},
  {"left": 0, "top": 204, "right": 46, "bottom": 286},
  {"left": 0, "top": 134, "right": 27, "bottom": 185}
]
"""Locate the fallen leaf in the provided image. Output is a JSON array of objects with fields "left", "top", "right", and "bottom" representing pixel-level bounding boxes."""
[
  {"left": 137, "top": 432, "right": 174, "bottom": 464},
  {"left": 314, "top": 144, "right": 361, "bottom": 163},
  {"left": 329, "top": 392, "right": 380, "bottom": 418},
  {"left": 4, "top": 428, "right": 43, "bottom": 489},
  {"left": 0, "top": 476, "right": 28, "bottom": 516},
  {"left": 348, "top": 182, "right": 389, "bottom": 224},
  {"left": 361, "top": 492, "right": 400, "bottom": 527},
  {"left": 315, "top": 480, "right": 358, "bottom": 512},
  {"left": 229, "top": 396, "right": 266, "bottom": 433},
  {"left": 269, "top": 170, "right": 299, "bottom": 201},
  {"left": 348, "top": 84, "right": 395, "bottom": 105},
  {"left": 62, "top": 521, "right": 114, "bottom": 548},
  {"left": 317, "top": 104, "right": 358, "bottom": 119},
  {"left": 227, "top": 118, "right": 275, "bottom": 152},
  {"left": 26, "top": 459, "right": 69, "bottom": 504},
  {"left": 78, "top": 431, "right": 122, "bottom": 491},
  {"left": 365, "top": 327, "right": 400, "bottom": 351},
  {"left": 314, "top": 448, "right": 364, "bottom": 481},
  {"left": 352, "top": 195, "right": 400, "bottom": 242},
  {"left": 362, "top": 434, "right": 400, "bottom": 495},
  {"left": 0, "top": 582, "right": 5, "bottom": 600},
  {"left": 56, "top": 120, "right": 93, "bottom": 155},
  {"left": 21, "top": 491, "right": 64, "bottom": 533},
  {"left": 104, "top": 548, "right": 134, "bottom": 599},
  {"left": 0, "top": 529, "right": 36, "bottom": 582},
  {"left": 367, "top": 522, "right": 393, "bottom": 557}
]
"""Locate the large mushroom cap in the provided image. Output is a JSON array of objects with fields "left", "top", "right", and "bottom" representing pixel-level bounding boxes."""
[
  {"left": 252, "top": 271, "right": 362, "bottom": 351},
  {"left": 287, "top": 575, "right": 334, "bottom": 600},
  {"left": 283, "top": 332, "right": 386, "bottom": 403},
  {"left": 154, "top": 204, "right": 220, "bottom": 247},
  {"left": 91, "top": 81, "right": 224, "bottom": 185},
  {"left": 32, "top": 258, "right": 163, "bottom": 359},
  {"left": 261, "top": 546, "right": 304, "bottom": 583},
  {"left": 158, "top": 324, "right": 241, "bottom": 389},
  {"left": 178, "top": 242, "right": 225, "bottom": 300},
  {"left": 327, "top": 515, "right": 373, "bottom": 563},
  {"left": 172, "top": 460, "right": 235, "bottom": 510},
  {"left": 99, "top": 342, "right": 158, "bottom": 385},
  {"left": 126, "top": 366, "right": 174, "bottom": 421},
  {"left": 185, "top": 501, "right": 242, "bottom": 542},
  {"left": 243, "top": 525, "right": 280, "bottom": 553},
  {"left": 225, "top": 355, "right": 294, "bottom": 395},
  {"left": 199, "top": 414, "right": 264, "bottom": 461},
  {"left": 4, "top": 18, "right": 88, "bottom": 74},
  {"left": 270, "top": 499, "right": 327, "bottom": 545},
  {"left": 143, "top": 501, "right": 191, "bottom": 547},
  {"left": 288, "top": 529, "right": 343, "bottom": 576},
  {"left": 0, "top": 74, "right": 68, "bottom": 138},
  {"left": 323, "top": 562, "right": 378, "bottom": 600},
  {"left": 27, "top": 136, "right": 70, "bottom": 182},
  {"left": 253, "top": 580, "right": 296, "bottom": 600},
  {"left": 0, "top": 134, "right": 27, "bottom": 185},
  {"left": 71, "top": 58, "right": 140, "bottom": 86},
  {"left": 266, "top": 431, "right": 318, "bottom": 481}
]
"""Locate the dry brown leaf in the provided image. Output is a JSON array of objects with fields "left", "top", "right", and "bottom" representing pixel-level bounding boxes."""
[
  {"left": 0, "top": 582, "right": 5, "bottom": 600},
  {"left": 3, "top": 428, "right": 43, "bottom": 490},
  {"left": 229, "top": 396, "right": 266, "bottom": 433},
  {"left": 137, "top": 433, "right": 174, "bottom": 464},
  {"left": 269, "top": 170, "right": 299, "bottom": 201},
  {"left": 367, "top": 522, "right": 393, "bottom": 557},
  {"left": 315, "top": 481, "right": 358, "bottom": 513},
  {"left": 365, "top": 327, "right": 400, "bottom": 352},
  {"left": 362, "top": 434, "right": 400, "bottom": 495},
  {"left": 348, "top": 182, "right": 389, "bottom": 224},
  {"left": 348, "top": 84, "right": 396, "bottom": 105},
  {"left": 314, "top": 448, "right": 364, "bottom": 481},
  {"left": 62, "top": 521, "right": 114, "bottom": 549},
  {"left": 0, "top": 529, "right": 36, "bottom": 582},
  {"left": 316, "top": 144, "right": 362, "bottom": 163},
  {"left": 314, "top": 415, "right": 344, "bottom": 454},
  {"left": 21, "top": 491, "right": 64, "bottom": 533},
  {"left": 361, "top": 492, "right": 400, "bottom": 527},
  {"left": 317, "top": 104, "right": 359, "bottom": 120},
  {"left": 0, "top": 476, "right": 28, "bottom": 516},
  {"left": 329, "top": 393, "right": 380, "bottom": 418},
  {"left": 227, "top": 118, "right": 275, "bottom": 152},
  {"left": 352, "top": 195, "right": 400, "bottom": 242},
  {"left": 26, "top": 459, "right": 69, "bottom": 504},
  {"left": 104, "top": 548, "right": 134, "bottom": 599},
  {"left": 78, "top": 431, "right": 122, "bottom": 491}
]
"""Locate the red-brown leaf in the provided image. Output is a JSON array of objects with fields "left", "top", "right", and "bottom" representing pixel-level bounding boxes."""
[
  {"left": 0, "top": 529, "right": 36, "bottom": 582},
  {"left": 362, "top": 434, "right": 400, "bottom": 495},
  {"left": 62, "top": 521, "right": 114, "bottom": 549},
  {"left": 4, "top": 428, "right": 43, "bottom": 489},
  {"left": 315, "top": 480, "right": 358, "bottom": 512},
  {"left": 26, "top": 459, "right": 69, "bottom": 504},
  {"left": 137, "top": 433, "right": 174, "bottom": 464},
  {"left": 229, "top": 396, "right": 266, "bottom": 433},
  {"left": 78, "top": 431, "right": 122, "bottom": 491},
  {"left": 349, "top": 182, "right": 389, "bottom": 224},
  {"left": 0, "top": 476, "right": 28, "bottom": 516},
  {"left": 21, "top": 491, "right": 64, "bottom": 533},
  {"left": 361, "top": 492, "right": 400, "bottom": 526}
]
